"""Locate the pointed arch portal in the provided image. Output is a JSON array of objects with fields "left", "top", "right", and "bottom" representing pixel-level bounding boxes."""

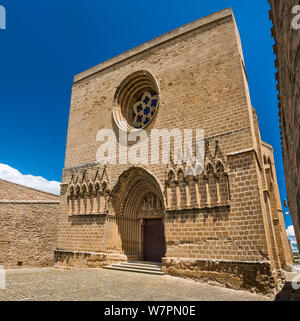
[{"left": 109, "top": 167, "right": 166, "bottom": 262}]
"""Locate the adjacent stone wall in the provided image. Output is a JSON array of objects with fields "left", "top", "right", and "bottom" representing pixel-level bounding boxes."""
[
  {"left": 0, "top": 179, "right": 59, "bottom": 268},
  {"left": 0, "top": 202, "right": 59, "bottom": 268},
  {"left": 268, "top": 0, "right": 300, "bottom": 251},
  {"left": 0, "top": 179, "right": 59, "bottom": 201}
]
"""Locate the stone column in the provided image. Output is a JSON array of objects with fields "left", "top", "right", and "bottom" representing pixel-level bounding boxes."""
[
  {"left": 86, "top": 193, "right": 92, "bottom": 214},
  {"left": 139, "top": 219, "right": 145, "bottom": 259},
  {"left": 175, "top": 180, "right": 181, "bottom": 210},
  {"left": 185, "top": 177, "right": 191, "bottom": 208},
  {"left": 204, "top": 175, "right": 210, "bottom": 207},
  {"left": 226, "top": 173, "right": 231, "bottom": 205},
  {"left": 100, "top": 192, "right": 105, "bottom": 213},
  {"left": 215, "top": 173, "right": 221, "bottom": 206},
  {"left": 165, "top": 182, "right": 172, "bottom": 210},
  {"left": 193, "top": 177, "right": 200, "bottom": 208},
  {"left": 92, "top": 191, "right": 99, "bottom": 214}
]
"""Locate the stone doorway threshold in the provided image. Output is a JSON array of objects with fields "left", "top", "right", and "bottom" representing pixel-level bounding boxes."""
[{"left": 103, "top": 261, "right": 164, "bottom": 275}]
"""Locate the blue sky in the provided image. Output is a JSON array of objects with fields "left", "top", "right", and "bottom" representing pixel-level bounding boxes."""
[{"left": 0, "top": 1, "right": 295, "bottom": 237}]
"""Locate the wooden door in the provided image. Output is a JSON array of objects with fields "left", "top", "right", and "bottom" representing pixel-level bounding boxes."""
[{"left": 143, "top": 219, "right": 166, "bottom": 262}]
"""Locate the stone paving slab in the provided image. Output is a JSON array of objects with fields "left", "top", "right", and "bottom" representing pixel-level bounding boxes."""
[{"left": 0, "top": 268, "right": 270, "bottom": 301}]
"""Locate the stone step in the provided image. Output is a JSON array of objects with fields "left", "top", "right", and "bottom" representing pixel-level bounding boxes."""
[
  {"left": 103, "top": 265, "right": 164, "bottom": 275},
  {"left": 121, "top": 261, "right": 162, "bottom": 269},
  {"left": 113, "top": 263, "right": 162, "bottom": 271}
]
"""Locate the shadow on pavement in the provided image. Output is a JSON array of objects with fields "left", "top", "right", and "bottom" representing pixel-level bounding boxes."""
[{"left": 275, "top": 282, "right": 300, "bottom": 301}]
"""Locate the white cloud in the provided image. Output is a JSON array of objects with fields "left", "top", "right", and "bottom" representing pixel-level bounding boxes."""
[
  {"left": 286, "top": 225, "right": 299, "bottom": 253},
  {"left": 287, "top": 225, "right": 295, "bottom": 238},
  {"left": 0, "top": 164, "right": 60, "bottom": 195}
]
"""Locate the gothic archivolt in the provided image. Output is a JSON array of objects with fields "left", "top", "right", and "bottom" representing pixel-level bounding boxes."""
[
  {"left": 107, "top": 167, "right": 165, "bottom": 256},
  {"left": 111, "top": 166, "right": 165, "bottom": 219}
]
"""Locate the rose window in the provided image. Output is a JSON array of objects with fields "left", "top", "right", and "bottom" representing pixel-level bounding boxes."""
[
  {"left": 113, "top": 71, "right": 160, "bottom": 132},
  {"left": 131, "top": 91, "right": 159, "bottom": 129}
]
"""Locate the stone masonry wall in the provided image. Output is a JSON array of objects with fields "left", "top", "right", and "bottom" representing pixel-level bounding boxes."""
[
  {"left": 0, "top": 179, "right": 59, "bottom": 201},
  {"left": 165, "top": 151, "right": 271, "bottom": 263},
  {"left": 0, "top": 179, "right": 59, "bottom": 268},
  {"left": 64, "top": 11, "right": 254, "bottom": 172},
  {"left": 262, "top": 142, "right": 294, "bottom": 269},
  {"left": 0, "top": 202, "right": 59, "bottom": 268},
  {"left": 268, "top": 0, "right": 300, "bottom": 251}
]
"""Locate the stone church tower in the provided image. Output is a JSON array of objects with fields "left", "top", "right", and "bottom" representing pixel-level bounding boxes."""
[{"left": 55, "top": 8, "right": 292, "bottom": 294}]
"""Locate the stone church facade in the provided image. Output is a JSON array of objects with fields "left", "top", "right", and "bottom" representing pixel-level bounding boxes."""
[{"left": 55, "top": 8, "right": 292, "bottom": 294}]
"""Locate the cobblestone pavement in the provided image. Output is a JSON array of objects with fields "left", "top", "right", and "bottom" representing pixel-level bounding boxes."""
[{"left": 0, "top": 268, "right": 270, "bottom": 301}]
